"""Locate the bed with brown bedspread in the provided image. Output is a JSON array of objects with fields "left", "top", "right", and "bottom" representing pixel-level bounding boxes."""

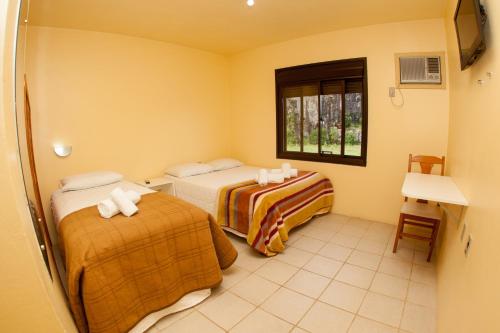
[{"left": 59, "top": 192, "right": 237, "bottom": 333}]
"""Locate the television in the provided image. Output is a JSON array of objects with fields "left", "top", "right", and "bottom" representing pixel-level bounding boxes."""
[{"left": 454, "top": 0, "right": 487, "bottom": 70}]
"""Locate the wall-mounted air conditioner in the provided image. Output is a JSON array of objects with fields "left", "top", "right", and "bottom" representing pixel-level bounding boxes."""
[{"left": 395, "top": 52, "right": 446, "bottom": 89}]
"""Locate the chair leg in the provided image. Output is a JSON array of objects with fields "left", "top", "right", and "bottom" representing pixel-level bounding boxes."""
[
  {"left": 393, "top": 214, "right": 405, "bottom": 253},
  {"left": 427, "top": 219, "right": 441, "bottom": 262}
]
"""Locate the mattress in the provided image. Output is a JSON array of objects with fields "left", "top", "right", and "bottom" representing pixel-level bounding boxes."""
[
  {"left": 165, "top": 165, "right": 260, "bottom": 217},
  {"left": 51, "top": 180, "right": 154, "bottom": 229}
]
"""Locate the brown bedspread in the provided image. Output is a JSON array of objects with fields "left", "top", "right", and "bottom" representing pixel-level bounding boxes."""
[{"left": 59, "top": 192, "right": 237, "bottom": 333}]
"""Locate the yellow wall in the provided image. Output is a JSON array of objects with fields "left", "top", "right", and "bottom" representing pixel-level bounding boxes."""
[
  {"left": 0, "top": 1, "right": 75, "bottom": 331},
  {"left": 229, "top": 19, "right": 450, "bottom": 224},
  {"left": 26, "top": 26, "right": 231, "bottom": 240},
  {"left": 437, "top": 1, "right": 500, "bottom": 332}
]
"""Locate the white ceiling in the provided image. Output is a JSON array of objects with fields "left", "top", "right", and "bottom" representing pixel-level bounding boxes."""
[{"left": 29, "top": 0, "right": 447, "bottom": 54}]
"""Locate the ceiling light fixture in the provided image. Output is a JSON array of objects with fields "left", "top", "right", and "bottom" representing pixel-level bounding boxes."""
[{"left": 247, "top": 0, "right": 255, "bottom": 7}]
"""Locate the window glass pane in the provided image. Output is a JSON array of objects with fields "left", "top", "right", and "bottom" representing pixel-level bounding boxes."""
[
  {"left": 285, "top": 96, "right": 301, "bottom": 152},
  {"left": 303, "top": 93, "right": 319, "bottom": 153},
  {"left": 345, "top": 92, "right": 362, "bottom": 156},
  {"left": 320, "top": 93, "right": 342, "bottom": 155}
]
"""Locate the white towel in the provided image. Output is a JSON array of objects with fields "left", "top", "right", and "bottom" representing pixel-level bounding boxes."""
[
  {"left": 289, "top": 168, "right": 298, "bottom": 177},
  {"left": 268, "top": 172, "right": 285, "bottom": 183},
  {"left": 257, "top": 169, "right": 269, "bottom": 186},
  {"left": 281, "top": 162, "right": 291, "bottom": 171},
  {"left": 98, "top": 190, "right": 141, "bottom": 218},
  {"left": 110, "top": 187, "right": 138, "bottom": 217}
]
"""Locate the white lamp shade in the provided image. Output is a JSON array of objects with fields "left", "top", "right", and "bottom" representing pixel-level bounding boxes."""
[{"left": 53, "top": 144, "right": 72, "bottom": 157}]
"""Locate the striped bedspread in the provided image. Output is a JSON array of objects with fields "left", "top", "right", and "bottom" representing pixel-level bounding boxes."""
[{"left": 217, "top": 171, "right": 334, "bottom": 256}]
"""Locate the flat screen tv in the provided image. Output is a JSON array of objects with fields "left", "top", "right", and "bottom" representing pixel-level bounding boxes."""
[{"left": 454, "top": 0, "right": 487, "bottom": 70}]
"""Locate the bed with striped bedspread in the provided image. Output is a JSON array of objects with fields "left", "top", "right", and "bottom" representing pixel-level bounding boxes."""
[{"left": 217, "top": 171, "right": 334, "bottom": 256}]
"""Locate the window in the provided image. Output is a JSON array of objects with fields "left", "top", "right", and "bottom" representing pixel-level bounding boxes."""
[{"left": 276, "top": 58, "right": 368, "bottom": 166}]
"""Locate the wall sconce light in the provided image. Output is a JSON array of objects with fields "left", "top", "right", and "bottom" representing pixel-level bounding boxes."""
[{"left": 53, "top": 143, "right": 72, "bottom": 157}]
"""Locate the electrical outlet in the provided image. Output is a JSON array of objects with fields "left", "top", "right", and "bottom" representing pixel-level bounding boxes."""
[
  {"left": 460, "top": 223, "right": 467, "bottom": 241},
  {"left": 389, "top": 87, "right": 396, "bottom": 97},
  {"left": 464, "top": 235, "right": 472, "bottom": 257}
]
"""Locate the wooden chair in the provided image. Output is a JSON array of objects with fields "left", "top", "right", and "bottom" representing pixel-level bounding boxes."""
[{"left": 393, "top": 154, "right": 445, "bottom": 262}]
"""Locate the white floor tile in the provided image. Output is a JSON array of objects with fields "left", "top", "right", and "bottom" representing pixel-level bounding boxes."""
[
  {"left": 347, "top": 250, "right": 382, "bottom": 271},
  {"left": 385, "top": 246, "right": 415, "bottom": 263},
  {"left": 234, "top": 249, "right": 270, "bottom": 272},
  {"left": 284, "top": 270, "right": 330, "bottom": 298},
  {"left": 255, "top": 260, "right": 299, "bottom": 285},
  {"left": 220, "top": 265, "right": 251, "bottom": 289},
  {"left": 339, "top": 224, "right": 368, "bottom": 238},
  {"left": 303, "top": 255, "right": 343, "bottom": 278},
  {"left": 154, "top": 308, "right": 194, "bottom": 330},
  {"left": 198, "top": 292, "right": 255, "bottom": 330},
  {"left": 164, "top": 213, "right": 437, "bottom": 333},
  {"left": 359, "top": 292, "right": 404, "bottom": 327},
  {"left": 275, "top": 246, "right": 314, "bottom": 268},
  {"left": 159, "top": 311, "right": 224, "bottom": 333},
  {"left": 331, "top": 233, "right": 361, "bottom": 248},
  {"left": 335, "top": 264, "right": 375, "bottom": 289},
  {"left": 406, "top": 281, "right": 436, "bottom": 308},
  {"left": 292, "top": 236, "right": 327, "bottom": 253},
  {"left": 356, "top": 238, "right": 387, "bottom": 255},
  {"left": 348, "top": 316, "right": 398, "bottom": 333},
  {"left": 261, "top": 287, "right": 314, "bottom": 324},
  {"left": 348, "top": 218, "right": 373, "bottom": 229},
  {"left": 300, "top": 224, "right": 337, "bottom": 242},
  {"left": 400, "top": 303, "right": 436, "bottom": 333},
  {"left": 286, "top": 230, "right": 302, "bottom": 246},
  {"left": 230, "top": 273, "right": 280, "bottom": 305},
  {"left": 410, "top": 266, "right": 436, "bottom": 285},
  {"left": 413, "top": 251, "right": 435, "bottom": 267},
  {"left": 229, "top": 308, "right": 292, "bottom": 333},
  {"left": 322, "top": 213, "right": 350, "bottom": 224},
  {"left": 299, "top": 301, "right": 354, "bottom": 333},
  {"left": 370, "top": 273, "right": 409, "bottom": 300},
  {"left": 319, "top": 243, "right": 353, "bottom": 262},
  {"left": 379, "top": 257, "right": 412, "bottom": 279},
  {"left": 315, "top": 219, "right": 345, "bottom": 233},
  {"left": 319, "top": 280, "right": 366, "bottom": 313}
]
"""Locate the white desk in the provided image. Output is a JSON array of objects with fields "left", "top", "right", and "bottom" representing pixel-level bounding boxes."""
[{"left": 402, "top": 173, "right": 468, "bottom": 206}]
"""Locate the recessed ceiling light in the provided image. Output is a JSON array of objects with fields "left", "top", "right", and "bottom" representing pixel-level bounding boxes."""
[{"left": 247, "top": 0, "right": 255, "bottom": 7}]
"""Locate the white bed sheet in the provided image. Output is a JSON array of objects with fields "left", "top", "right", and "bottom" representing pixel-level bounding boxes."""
[
  {"left": 51, "top": 180, "right": 154, "bottom": 228},
  {"left": 165, "top": 165, "right": 260, "bottom": 217}
]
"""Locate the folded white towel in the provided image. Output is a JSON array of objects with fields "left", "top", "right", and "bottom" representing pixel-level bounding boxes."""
[
  {"left": 281, "top": 162, "right": 291, "bottom": 172},
  {"left": 289, "top": 168, "right": 298, "bottom": 177},
  {"left": 257, "top": 169, "right": 269, "bottom": 186},
  {"left": 268, "top": 172, "right": 285, "bottom": 183},
  {"left": 270, "top": 169, "right": 282, "bottom": 174},
  {"left": 98, "top": 190, "right": 141, "bottom": 218},
  {"left": 110, "top": 187, "right": 138, "bottom": 217}
]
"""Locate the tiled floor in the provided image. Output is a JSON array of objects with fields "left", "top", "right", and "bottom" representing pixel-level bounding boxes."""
[{"left": 148, "top": 214, "right": 437, "bottom": 333}]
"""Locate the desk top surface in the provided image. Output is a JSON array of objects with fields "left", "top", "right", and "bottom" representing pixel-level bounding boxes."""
[{"left": 402, "top": 173, "right": 468, "bottom": 206}]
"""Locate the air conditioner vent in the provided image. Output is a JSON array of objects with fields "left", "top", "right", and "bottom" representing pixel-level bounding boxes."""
[
  {"left": 399, "top": 55, "right": 442, "bottom": 84},
  {"left": 427, "top": 57, "right": 440, "bottom": 74}
]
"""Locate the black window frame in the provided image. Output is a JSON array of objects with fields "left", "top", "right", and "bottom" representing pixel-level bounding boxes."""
[{"left": 276, "top": 57, "right": 368, "bottom": 167}]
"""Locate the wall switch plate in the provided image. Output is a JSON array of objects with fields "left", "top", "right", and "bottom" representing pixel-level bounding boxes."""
[
  {"left": 460, "top": 223, "right": 467, "bottom": 241},
  {"left": 389, "top": 87, "right": 396, "bottom": 97},
  {"left": 464, "top": 235, "right": 472, "bottom": 257}
]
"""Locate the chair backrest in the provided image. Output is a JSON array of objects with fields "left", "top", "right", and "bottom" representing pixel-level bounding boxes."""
[{"left": 408, "top": 154, "right": 445, "bottom": 176}]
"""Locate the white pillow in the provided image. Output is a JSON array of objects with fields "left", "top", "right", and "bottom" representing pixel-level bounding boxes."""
[
  {"left": 60, "top": 171, "right": 123, "bottom": 192},
  {"left": 165, "top": 163, "right": 213, "bottom": 178},
  {"left": 207, "top": 158, "right": 243, "bottom": 171}
]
